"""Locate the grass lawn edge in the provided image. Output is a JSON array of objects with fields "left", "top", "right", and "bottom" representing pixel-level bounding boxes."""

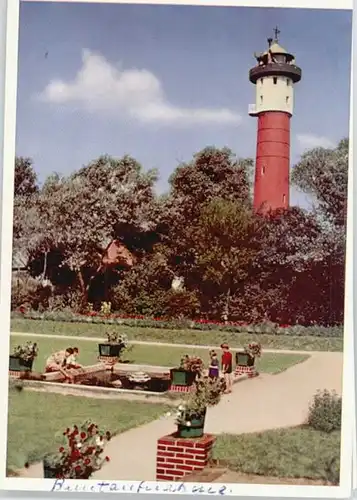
[{"left": 10, "top": 319, "right": 343, "bottom": 352}]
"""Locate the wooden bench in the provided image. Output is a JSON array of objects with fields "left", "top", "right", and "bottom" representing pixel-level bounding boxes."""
[{"left": 42, "top": 363, "right": 107, "bottom": 383}]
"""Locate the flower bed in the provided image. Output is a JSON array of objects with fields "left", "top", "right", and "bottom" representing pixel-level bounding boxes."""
[
  {"left": 43, "top": 420, "right": 111, "bottom": 479},
  {"left": 98, "top": 331, "right": 130, "bottom": 358},
  {"left": 9, "top": 341, "right": 38, "bottom": 372},
  {"left": 12, "top": 310, "right": 343, "bottom": 338},
  {"left": 170, "top": 355, "right": 204, "bottom": 387},
  {"left": 173, "top": 376, "right": 226, "bottom": 438}
]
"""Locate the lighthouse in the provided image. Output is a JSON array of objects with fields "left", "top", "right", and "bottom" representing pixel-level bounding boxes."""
[{"left": 249, "top": 28, "right": 302, "bottom": 213}]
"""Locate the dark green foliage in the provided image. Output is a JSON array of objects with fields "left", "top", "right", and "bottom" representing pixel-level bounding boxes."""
[
  {"left": 292, "top": 139, "right": 348, "bottom": 226},
  {"left": 11, "top": 275, "right": 52, "bottom": 311},
  {"left": 14, "top": 157, "right": 39, "bottom": 197},
  {"left": 12, "top": 140, "right": 347, "bottom": 327},
  {"left": 308, "top": 390, "right": 342, "bottom": 433}
]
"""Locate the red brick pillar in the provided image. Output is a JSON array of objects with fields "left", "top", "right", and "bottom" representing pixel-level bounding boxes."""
[{"left": 156, "top": 433, "right": 215, "bottom": 481}]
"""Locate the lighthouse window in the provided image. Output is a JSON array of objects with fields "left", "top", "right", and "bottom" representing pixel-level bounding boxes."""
[
  {"left": 260, "top": 95, "right": 263, "bottom": 103},
  {"left": 286, "top": 96, "right": 290, "bottom": 104},
  {"left": 275, "top": 54, "right": 286, "bottom": 64},
  {"left": 260, "top": 78, "right": 264, "bottom": 84},
  {"left": 286, "top": 79, "right": 290, "bottom": 85},
  {"left": 261, "top": 165, "right": 265, "bottom": 175},
  {"left": 273, "top": 77, "right": 277, "bottom": 85},
  {"left": 283, "top": 194, "right": 286, "bottom": 204}
]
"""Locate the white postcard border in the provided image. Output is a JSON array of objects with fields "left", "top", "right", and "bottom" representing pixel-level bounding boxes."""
[{"left": 0, "top": 0, "right": 354, "bottom": 498}]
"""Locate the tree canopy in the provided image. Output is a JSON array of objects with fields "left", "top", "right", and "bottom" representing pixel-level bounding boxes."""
[{"left": 12, "top": 141, "right": 348, "bottom": 325}]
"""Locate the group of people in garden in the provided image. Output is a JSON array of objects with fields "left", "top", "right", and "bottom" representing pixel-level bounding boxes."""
[
  {"left": 45, "top": 346, "right": 83, "bottom": 382},
  {"left": 208, "top": 343, "right": 233, "bottom": 393},
  {"left": 43, "top": 339, "right": 255, "bottom": 393}
]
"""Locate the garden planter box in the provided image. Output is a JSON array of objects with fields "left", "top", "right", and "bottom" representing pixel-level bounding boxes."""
[
  {"left": 170, "top": 368, "right": 197, "bottom": 387},
  {"left": 235, "top": 352, "right": 255, "bottom": 367},
  {"left": 177, "top": 410, "right": 206, "bottom": 439},
  {"left": 43, "top": 461, "right": 60, "bottom": 479},
  {"left": 98, "top": 343, "right": 125, "bottom": 357},
  {"left": 9, "top": 355, "right": 33, "bottom": 372}
]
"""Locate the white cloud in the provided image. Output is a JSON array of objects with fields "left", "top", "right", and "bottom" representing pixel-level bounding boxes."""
[
  {"left": 296, "top": 133, "right": 336, "bottom": 151},
  {"left": 38, "top": 50, "right": 242, "bottom": 126}
]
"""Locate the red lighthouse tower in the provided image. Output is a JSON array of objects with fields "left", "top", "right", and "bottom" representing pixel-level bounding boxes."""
[{"left": 249, "top": 28, "right": 302, "bottom": 213}]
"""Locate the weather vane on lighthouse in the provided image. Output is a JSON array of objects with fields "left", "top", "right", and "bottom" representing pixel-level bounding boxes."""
[
  {"left": 273, "top": 26, "right": 280, "bottom": 41},
  {"left": 248, "top": 31, "right": 302, "bottom": 213}
]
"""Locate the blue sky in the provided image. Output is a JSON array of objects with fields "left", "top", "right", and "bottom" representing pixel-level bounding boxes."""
[{"left": 16, "top": 2, "right": 352, "bottom": 206}]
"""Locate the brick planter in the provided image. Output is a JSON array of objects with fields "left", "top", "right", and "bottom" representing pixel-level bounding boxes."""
[
  {"left": 169, "top": 384, "right": 194, "bottom": 394},
  {"left": 235, "top": 365, "right": 257, "bottom": 378},
  {"left": 98, "top": 355, "right": 119, "bottom": 367},
  {"left": 156, "top": 433, "right": 215, "bottom": 481}
]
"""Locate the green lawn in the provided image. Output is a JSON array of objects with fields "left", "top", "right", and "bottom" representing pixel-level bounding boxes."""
[
  {"left": 11, "top": 319, "right": 342, "bottom": 351},
  {"left": 10, "top": 334, "right": 309, "bottom": 374},
  {"left": 212, "top": 427, "right": 340, "bottom": 484},
  {"left": 7, "top": 388, "right": 167, "bottom": 473}
]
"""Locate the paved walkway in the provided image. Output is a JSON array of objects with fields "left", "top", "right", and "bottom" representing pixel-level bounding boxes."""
[
  {"left": 11, "top": 331, "right": 332, "bottom": 355},
  {"left": 17, "top": 350, "right": 343, "bottom": 481}
]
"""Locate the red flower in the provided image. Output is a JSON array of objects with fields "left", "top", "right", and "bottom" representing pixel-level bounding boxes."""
[
  {"left": 71, "top": 449, "right": 81, "bottom": 460},
  {"left": 59, "top": 447, "right": 65, "bottom": 452},
  {"left": 75, "top": 465, "right": 82, "bottom": 472},
  {"left": 105, "top": 456, "right": 110, "bottom": 462},
  {"left": 80, "top": 432, "right": 87, "bottom": 439},
  {"left": 84, "top": 458, "right": 91, "bottom": 465}
]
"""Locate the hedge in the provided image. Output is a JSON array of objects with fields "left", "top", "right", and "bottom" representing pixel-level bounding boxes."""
[{"left": 11, "top": 310, "right": 343, "bottom": 338}]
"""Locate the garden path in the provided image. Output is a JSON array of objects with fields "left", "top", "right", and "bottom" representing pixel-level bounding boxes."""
[{"left": 17, "top": 350, "right": 343, "bottom": 481}]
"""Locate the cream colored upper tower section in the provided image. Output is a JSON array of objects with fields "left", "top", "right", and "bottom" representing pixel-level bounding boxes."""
[
  {"left": 254, "top": 74, "right": 294, "bottom": 115},
  {"left": 248, "top": 31, "right": 302, "bottom": 117}
]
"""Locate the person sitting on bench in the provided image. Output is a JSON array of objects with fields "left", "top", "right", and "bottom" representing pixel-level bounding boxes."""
[
  {"left": 65, "top": 347, "right": 83, "bottom": 370},
  {"left": 45, "top": 347, "right": 74, "bottom": 382}
]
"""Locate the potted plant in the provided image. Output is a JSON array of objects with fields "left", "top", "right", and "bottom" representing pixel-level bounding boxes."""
[
  {"left": 175, "top": 376, "right": 226, "bottom": 438},
  {"left": 98, "top": 331, "right": 129, "bottom": 358},
  {"left": 43, "top": 420, "right": 111, "bottom": 479},
  {"left": 236, "top": 342, "right": 262, "bottom": 367},
  {"left": 170, "top": 354, "right": 204, "bottom": 387},
  {"left": 9, "top": 341, "right": 38, "bottom": 372}
]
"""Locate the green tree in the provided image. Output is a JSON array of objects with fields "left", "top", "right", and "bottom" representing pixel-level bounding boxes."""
[
  {"left": 14, "top": 157, "right": 38, "bottom": 197},
  {"left": 169, "top": 146, "right": 251, "bottom": 215},
  {"left": 292, "top": 139, "right": 348, "bottom": 226},
  {"left": 176, "top": 198, "right": 257, "bottom": 321},
  {"left": 160, "top": 147, "right": 252, "bottom": 281},
  {"left": 14, "top": 155, "right": 159, "bottom": 306}
]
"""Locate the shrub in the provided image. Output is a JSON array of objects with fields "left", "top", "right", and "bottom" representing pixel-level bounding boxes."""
[
  {"left": 47, "top": 290, "right": 84, "bottom": 314},
  {"left": 307, "top": 390, "right": 342, "bottom": 433},
  {"left": 162, "top": 290, "right": 200, "bottom": 319},
  {"left": 321, "top": 456, "right": 340, "bottom": 485},
  {"left": 44, "top": 420, "right": 111, "bottom": 479},
  {"left": 14, "top": 309, "right": 343, "bottom": 338},
  {"left": 11, "top": 274, "right": 52, "bottom": 311}
]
